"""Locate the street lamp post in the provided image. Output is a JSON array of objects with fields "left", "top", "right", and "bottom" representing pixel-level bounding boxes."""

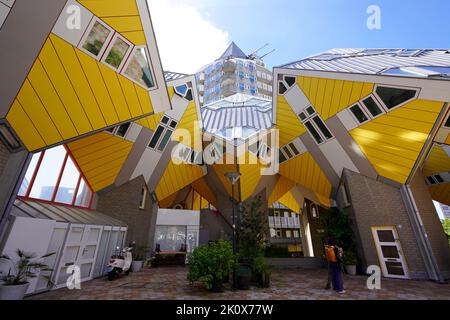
[{"left": 225, "top": 171, "right": 241, "bottom": 291}]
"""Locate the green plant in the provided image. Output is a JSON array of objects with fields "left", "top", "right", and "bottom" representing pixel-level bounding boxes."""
[
  {"left": 0, "top": 249, "right": 55, "bottom": 287},
  {"left": 237, "top": 196, "right": 268, "bottom": 264},
  {"left": 187, "top": 240, "right": 234, "bottom": 290},
  {"left": 442, "top": 218, "right": 450, "bottom": 245},
  {"left": 320, "top": 207, "right": 356, "bottom": 253},
  {"left": 264, "top": 245, "right": 291, "bottom": 258},
  {"left": 342, "top": 249, "right": 357, "bottom": 265},
  {"left": 252, "top": 255, "right": 271, "bottom": 288},
  {"left": 132, "top": 245, "right": 149, "bottom": 261}
]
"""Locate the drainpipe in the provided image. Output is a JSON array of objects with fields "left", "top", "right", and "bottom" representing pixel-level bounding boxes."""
[{"left": 400, "top": 185, "right": 445, "bottom": 283}]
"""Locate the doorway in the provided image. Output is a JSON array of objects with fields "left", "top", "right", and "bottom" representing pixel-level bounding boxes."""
[{"left": 371, "top": 226, "right": 409, "bottom": 279}]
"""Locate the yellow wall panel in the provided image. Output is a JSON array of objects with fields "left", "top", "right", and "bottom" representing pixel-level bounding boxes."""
[
  {"left": 155, "top": 160, "right": 204, "bottom": 201},
  {"left": 278, "top": 191, "right": 300, "bottom": 213},
  {"left": 135, "top": 84, "right": 153, "bottom": 114},
  {"left": 175, "top": 101, "right": 201, "bottom": 149},
  {"left": 15, "top": 80, "right": 62, "bottom": 145},
  {"left": 429, "top": 182, "right": 450, "bottom": 206},
  {"left": 268, "top": 175, "right": 295, "bottom": 205},
  {"left": 67, "top": 132, "right": 133, "bottom": 192},
  {"left": 279, "top": 152, "right": 332, "bottom": 202},
  {"left": 192, "top": 178, "right": 218, "bottom": 208},
  {"left": 78, "top": 0, "right": 139, "bottom": 17},
  {"left": 102, "top": 16, "right": 142, "bottom": 32},
  {"left": 50, "top": 34, "right": 106, "bottom": 129},
  {"left": 121, "top": 31, "right": 146, "bottom": 45},
  {"left": 423, "top": 144, "right": 450, "bottom": 176},
  {"left": 75, "top": 49, "right": 119, "bottom": 125},
  {"left": 6, "top": 101, "right": 45, "bottom": 151},
  {"left": 350, "top": 99, "right": 442, "bottom": 184},
  {"left": 39, "top": 38, "right": 92, "bottom": 135},
  {"left": 27, "top": 59, "right": 78, "bottom": 140},
  {"left": 118, "top": 76, "right": 143, "bottom": 118},
  {"left": 276, "top": 95, "right": 305, "bottom": 146},
  {"left": 446, "top": 133, "right": 450, "bottom": 145}
]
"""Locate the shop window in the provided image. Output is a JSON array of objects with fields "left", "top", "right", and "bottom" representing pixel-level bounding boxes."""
[
  {"left": 123, "top": 47, "right": 154, "bottom": 89},
  {"left": 18, "top": 145, "right": 92, "bottom": 208},
  {"left": 349, "top": 104, "right": 369, "bottom": 123},
  {"left": 375, "top": 86, "right": 417, "bottom": 110},
  {"left": 81, "top": 20, "right": 111, "bottom": 57},
  {"left": 362, "top": 96, "right": 383, "bottom": 117}
]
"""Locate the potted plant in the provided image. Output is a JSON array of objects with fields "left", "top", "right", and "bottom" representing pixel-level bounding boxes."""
[
  {"left": 343, "top": 250, "right": 357, "bottom": 275},
  {"left": 253, "top": 255, "right": 271, "bottom": 288},
  {"left": 0, "top": 249, "right": 55, "bottom": 300},
  {"left": 131, "top": 245, "right": 148, "bottom": 272},
  {"left": 237, "top": 265, "right": 252, "bottom": 290},
  {"left": 187, "top": 240, "right": 234, "bottom": 292}
]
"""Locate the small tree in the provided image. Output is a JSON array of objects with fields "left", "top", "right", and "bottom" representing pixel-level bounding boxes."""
[
  {"left": 237, "top": 195, "right": 268, "bottom": 264},
  {"left": 320, "top": 207, "right": 356, "bottom": 253},
  {"left": 442, "top": 218, "right": 450, "bottom": 245}
]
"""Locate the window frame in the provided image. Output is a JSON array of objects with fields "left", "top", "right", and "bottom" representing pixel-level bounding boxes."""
[
  {"left": 78, "top": 17, "right": 115, "bottom": 61},
  {"left": 120, "top": 45, "right": 156, "bottom": 91},
  {"left": 147, "top": 115, "right": 178, "bottom": 152},
  {"left": 18, "top": 145, "right": 94, "bottom": 209},
  {"left": 100, "top": 32, "right": 134, "bottom": 72},
  {"left": 373, "top": 84, "right": 419, "bottom": 112},
  {"left": 139, "top": 185, "right": 148, "bottom": 210},
  {"left": 349, "top": 102, "right": 371, "bottom": 124},
  {"left": 298, "top": 105, "right": 334, "bottom": 145},
  {"left": 360, "top": 94, "right": 386, "bottom": 119}
]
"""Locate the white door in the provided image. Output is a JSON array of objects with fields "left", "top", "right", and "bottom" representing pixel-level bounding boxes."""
[
  {"left": 55, "top": 224, "right": 102, "bottom": 288},
  {"left": 372, "top": 226, "right": 409, "bottom": 279}
]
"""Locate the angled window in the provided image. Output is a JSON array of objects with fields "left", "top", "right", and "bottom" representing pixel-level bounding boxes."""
[
  {"left": 169, "top": 120, "right": 178, "bottom": 129},
  {"left": 312, "top": 116, "right": 333, "bottom": 139},
  {"left": 157, "top": 129, "right": 173, "bottom": 151},
  {"left": 81, "top": 20, "right": 112, "bottom": 57},
  {"left": 148, "top": 125, "right": 165, "bottom": 148},
  {"left": 115, "top": 122, "right": 131, "bottom": 137},
  {"left": 349, "top": 104, "right": 369, "bottom": 123},
  {"left": 284, "top": 76, "right": 296, "bottom": 87},
  {"left": 278, "top": 81, "right": 287, "bottom": 95},
  {"left": 161, "top": 115, "right": 170, "bottom": 125},
  {"left": 18, "top": 145, "right": 92, "bottom": 208},
  {"left": 175, "top": 84, "right": 188, "bottom": 96},
  {"left": 304, "top": 121, "right": 324, "bottom": 144},
  {"left": 445, "top": 114, "right": 450, "bottom": 128},
  {"left": 139, "top": 186, "right": 147, "bottom": 209},
  {"left": 298, "top": 112, "right": 307, "bottom": 121},
  {"left": 283, "top": 146, "right": 293, "bottom": 158},
  {"left": 375, "top": 86, "right": 417, "bottom": 110},
  {"left": 123, "top": 47, "right": 154, "bottom": 89},
  {"left": 434, "top": 174, "right": 444, "bottom": 183},
  {"left": 362, "top": 96, "right": 383, "bottom": 117},
  {"left": 289, "top": 142, "right": 299, "bottom": 155},
  {"left": 306, "top": 106, "right": 316, "bottom": 116},
  {"left": 279, "top": 149, "right": 287, "bottom": 163},
  {"left": 426, "top": 176, "right": 436, "bottom": 185},
  {"left": 103, "top": 35, "right": 132, "bottom": 70}
]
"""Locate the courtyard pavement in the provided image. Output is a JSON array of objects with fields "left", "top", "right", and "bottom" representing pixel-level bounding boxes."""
[{"left": 28, "top": 266, "right": 450, "bottom": 300}]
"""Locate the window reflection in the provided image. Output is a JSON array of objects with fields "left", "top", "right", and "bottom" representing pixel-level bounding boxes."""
[
  {"left": 124, "top": 47, "right": 154, "bottom": 89},
  {"left": 82, "top": 21, "right": 111, "bottom": 56}
]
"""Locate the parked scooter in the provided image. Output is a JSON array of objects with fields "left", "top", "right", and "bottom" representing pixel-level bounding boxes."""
[{"left": 106, "top": 246, "right": 133, "bottom": 281}]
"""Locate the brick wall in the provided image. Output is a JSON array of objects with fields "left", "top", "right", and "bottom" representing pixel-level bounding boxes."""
[
  {"left": 341, "top": 169, "right": 428, "bottom": 279},
  {"left": 96, "top": 176, "right": 155, "bottom": 249},
  {"left": 410, "top": 171, "right": 450, "bottom": 278}
]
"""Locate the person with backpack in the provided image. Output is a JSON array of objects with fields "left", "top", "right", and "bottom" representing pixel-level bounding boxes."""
[{"left": 325, "top": 237, "right": 345, "bottom": 293}]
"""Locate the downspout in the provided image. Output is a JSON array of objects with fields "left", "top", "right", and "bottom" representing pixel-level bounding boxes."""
[{"left": 400, "top": 185, "right": 445, "bottom": 283}]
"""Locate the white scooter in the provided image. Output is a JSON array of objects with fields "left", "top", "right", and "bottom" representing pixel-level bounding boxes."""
[{"left": 106, "top": 246, "right": 133, "bottom": 281}]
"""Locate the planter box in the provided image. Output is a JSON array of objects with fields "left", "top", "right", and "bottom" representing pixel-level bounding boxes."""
[
  {"left": 345, "top": 265, "right": 357, "bottom": 275},
  {"left": 0, "top": 283, "right": 30, "bottom": 300},
  {"left": 132, "top": 261, "right": 144, "bottom": 272}
]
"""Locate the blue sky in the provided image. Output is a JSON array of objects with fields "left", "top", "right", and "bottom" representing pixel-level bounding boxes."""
[{"left": 188, "top": 0, "right": 450, "bottom": 69}]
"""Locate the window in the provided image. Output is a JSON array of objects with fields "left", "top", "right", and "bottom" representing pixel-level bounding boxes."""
[
  {"left": 289, "top": 142, "right": 299, "bottom": 155},
  {"left": 284, "top": 76, "right": 295, "bottom": 87},
  {"left": 375, "top": 86, "right": 417, "bottom": 110},
  {"left": 279, "top": 149, "right": 287, "bottom": 163},
  {"left": 285, "top": 230, "right": 292, "bottom": 238},
  {"left": 434, "top": 174, "right": 444, "bottom": 183},
  {"left": 362, "top": 96, "right": 383, "bottom": 117},
  {"left": 103, "top": 35, "right": 131, "bottom": 70},
  {"left": 298, "top": 106, "right": 333, "bottom": 144},
  {"left": 81, "top": 20, "right": 111, "bottom": 57},
  {"left": 350, "top": 104, "right": 369, "bottom": 123},
  {"left": 123, "top": 47, "right": 154, "bottom": 89},
  {"left": 426, "top": 176, "right": 436, "bottom": 184},
  {"left": 148, "top": 115, "right": 177, "bottom": 152},
  {"left": 139, "top": 186, "right": 147, "bottom": 209},
  {"left": 115, "top": 122, "right": 131, "bottom": 137},
  {"left": 18, "top": 145, "right": 93, "bottom": 208},
  {"left": 293, "top": 230, "right": 299, "bottom": 238},
  {"left": 304, "top": 121, "right": 324, "bottom": 144},
  {"left": 278, "top": 81, "right": 287, "bottom": 94},
  {"left": 445, "top": 114, "right": 450, "bottom": 128},
  {"left": 282, "top": 146, "right": 293, "bottom": 158}
]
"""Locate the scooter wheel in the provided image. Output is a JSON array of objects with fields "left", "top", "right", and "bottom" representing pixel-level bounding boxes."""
[{"left": 107, "top": 271, "right": 116, "bottom": 281}]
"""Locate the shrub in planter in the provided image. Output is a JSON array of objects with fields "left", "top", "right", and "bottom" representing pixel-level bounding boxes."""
[
  {"left": 187, "top": 240, "right": 234, "bottom": 292},
  {"left": 132, "top": 245, "right": 149, "bottom": 272},
  {"left": 342, "top": 250, "right": 357, "bottom": 275},
  {"left": 237, "top": 265, "right": 252, "bottom": 290},
  {"left": 253, "top": 255, "right": 271, "bottom": 288},
  {"left": 0, "top": 249, "right": 55, "bottom": 300}
]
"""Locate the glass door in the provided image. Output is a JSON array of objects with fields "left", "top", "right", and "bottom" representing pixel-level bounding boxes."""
[{"left": 372, "top": 226, "right": 409, "bottom": 279}]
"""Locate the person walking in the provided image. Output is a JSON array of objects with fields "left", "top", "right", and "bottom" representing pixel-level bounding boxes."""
[{"left": 325, "top": 237, "right": 345, "bottom": 293}]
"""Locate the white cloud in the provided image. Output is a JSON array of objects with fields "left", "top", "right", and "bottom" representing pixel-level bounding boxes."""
[{"left": 147, "top": 0, "right": 229, "bottom": 74}]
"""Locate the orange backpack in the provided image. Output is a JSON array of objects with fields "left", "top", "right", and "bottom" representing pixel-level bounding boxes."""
[{"left": 325, "top": 245, "right": 337, "bottom": 262}]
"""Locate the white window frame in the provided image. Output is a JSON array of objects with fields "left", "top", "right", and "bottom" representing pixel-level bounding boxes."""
[
  {"left": 372, "top": 84, "right": 420, "bottom": 113},
  {"left": 100, "top": 33, "right": 134, "bottom": 72},
  {"left": 120, "top": 45, "right": 157, "bottom": 91},
  {"left": 106, "top": 122, "right": 131, "bottom": 139},
  {"left": 147, "top": 115, "right": 178, "bottom": 152},
  {"left": 348, "top": 101, "right": 371, "bottom": 124},
  {"left": 298, "top": 105, "right": 334, "bottom": 145},
  {"left": 360, "top": 94, "right": 386, "bottom": 120},
  {"left": 78, "top": 17, "right": 115, "bottom": 61}
]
